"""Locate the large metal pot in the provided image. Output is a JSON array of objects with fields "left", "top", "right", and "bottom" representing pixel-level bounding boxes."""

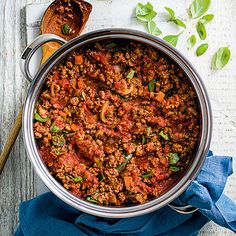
[{"left": 21, "top": 29, "right": 212, "bottom": 218}]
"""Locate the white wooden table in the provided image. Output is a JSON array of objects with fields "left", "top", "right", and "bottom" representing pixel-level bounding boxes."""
[{"left": 0, "top": 0, "right": 235, "bottom": 235}]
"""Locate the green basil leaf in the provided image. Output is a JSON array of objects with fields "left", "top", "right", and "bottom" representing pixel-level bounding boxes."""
[
  {"left": 189, "top": 0, "right": 211, "bottom": 19},
  {"left": 141, "top": 135, "right": 146, "bottom": 144},
  {"left": 136, "top": 3, "right": 150, "bottom": 15},
  {"left": 196, "top": 43, "right": 209, "bottom": 57},
  {"left": 71, "top": 176, "right": 83, "bottom": 182},
  {"left": 136, "top": 3, "right": 157, "bottom": 22},
  {"left": 187, "top": 35, "right": 196, "bottom": 50},
  {"left": 199, "top": 14, "right": 214, "bottom": 24},
  {"left": 127, "top": 69, "right": 136, "bottom": 79},
  {"left": 147, "top": 21, "right": 162, "bottom": 36},
  {"left": 196, "top": 21, "right": 207, "bottom": 40},
  {"left": 116, "top": 162, "right": 127, "bottom": 171},
  {"left": 34, "top": 113, "right": 49, "bottom": 123},
  {"left": 146, "top": 127, "right": 151, "bottom": 136},
  {"left": 159, "top": 130, "right": 169, "bottom": 140},
  {"left": 165, "top": 7, "right": 175, "bottom": 19},
  {"left": 86, "top": 197, "right": 98, "bottom": 203},
  {"left": 51, "top": 147, "right": 62, "bottom": 155},
  {"left": 61, "top": 23, "right": 70, "bottom": 35},
  {"left": 212, "top": 47, "right": 231, "bottom": 70},
  {"left": 174, "top": 19, "right": 186, "bottom": 28},
  {"left": 50, "top": 123, "right": 61, "bottom": 133},
  {"left": 148, "top": 79, "right": 156, "bottom": 92},
  {"left": 165, "top": 7, "right": 186, "bottom": 28},
  {"left": 168, "top": 153, "right": 180, "bottom": 164},
  {"left": 52, "top": 135, "right": 66, "bottom": 147},
  {"left": 169, "top": 166, "right": 180, "bottom": 172},
  {"left": 124, "top": 153, "right": 133, "bottom": 161},
  {"left": 137, "top": 11, "right": 157, "bottom": 22},
  {"left": 145, "top": 2, "right": 154, "bottom": 10},
  {"left": 141, "top": 171, "right": 152, "bottom": 178},
  {"left": 163, "top": 34, "right": 179, "bottom": 47},
  {"left": 81, "top": 91, "right": 86, "bottom": 100},
  {"left": 106, "top": 42, "right": 118, "bottom": 48}
]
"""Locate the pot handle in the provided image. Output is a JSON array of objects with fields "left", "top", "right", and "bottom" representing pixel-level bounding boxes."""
[
  {"left": 20, "top": 34, "right": 67, "bottom": 82},
  {"left": 168, "top": 202, "right": 198, "bottom": 214}
]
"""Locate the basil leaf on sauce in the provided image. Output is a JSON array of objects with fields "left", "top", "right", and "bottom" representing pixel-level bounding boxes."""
[
  {"left": 117, "top": 153, "right": 134, "bottom": 171},
  {"left": 169, "top": 166, "right": 180, "bottom": 172},
  {"left": 50, "top": 123, "right": 61, "bottom": 133},
  {"left": 52, "top": 135, "right": 66, "bottom": 147},
  {"left": 51, "top": 147, "right": 62, "bottom": 155},
  {"left": 196, "top": 43, "right": 209, "bottom": 57},
  {"left": 116, "top": 162, "right": 127, "bottom": 171},
  {"left": 187, "top": 35, "right": 196, "bottom": 50},
  {"left": 141, "top": 171, "right": 152, "bottom": 178},
  {"left": 81, "top": 91, "right": 86, "bottom": 100},
  {"left": 159, "top": 130, "right": 169, "bottom": 140},
  {"left": 141, "top": 135, "right": 146, "bottom": 144},
  {"left": 168, "top": 153, "right": 180, "bottom": 164},
  {"left": 127, "top": 69, "right": 136, "bottom": 79},
  {"left": 189, "top": 0, "right": 211, "bottom": 19},
  {"left": 124, "top": 153, "right": 133, "bottom": 161},
  {"left": 87, "top": 197, "right": 98, "bottom": 203},
  {"left": 148, "top": 79, "right": 156, "bottom": 92},
  {"left": 71, "top": 176, "right": 83, "bottom": 182},
  {"left": 34, "top": 113, "right": 50, "bottom": 123},
  {"left": 146, "top": 127, "right": 151, "bottom": 136},
  {"left": 212, "top": 47, "right": 231, "bottom": 70},
  {"left": 106, "top": 42, "right": 118, "bottom": 48}
]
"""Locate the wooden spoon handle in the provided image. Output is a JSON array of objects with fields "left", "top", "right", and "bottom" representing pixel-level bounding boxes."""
[{"left": 0, "top": 107, "right": 23, "bottom": 174}]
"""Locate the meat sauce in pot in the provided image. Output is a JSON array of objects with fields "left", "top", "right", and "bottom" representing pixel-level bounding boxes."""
[{"left": 33, "top": 41, "right": 200, "bottom": 205}]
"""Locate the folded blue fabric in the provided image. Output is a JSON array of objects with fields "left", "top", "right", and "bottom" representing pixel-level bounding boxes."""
[{"left": 15, "top": 152, "right": 236, "bottom": 236}]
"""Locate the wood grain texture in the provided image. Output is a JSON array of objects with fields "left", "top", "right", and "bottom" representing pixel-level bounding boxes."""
[
  {"left": 0, "top": 0, "right": 235, "bottom": 235},
  {"left": 0, "top": 107, "right": 23, "bottom": 174}
]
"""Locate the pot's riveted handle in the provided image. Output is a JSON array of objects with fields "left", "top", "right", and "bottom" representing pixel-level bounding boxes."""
[
  {"left": 20, "top": 34, "right": 67, "bottom": 82},
  {"left": 168, "top": 203, "right": 198, "bottom": 214}
]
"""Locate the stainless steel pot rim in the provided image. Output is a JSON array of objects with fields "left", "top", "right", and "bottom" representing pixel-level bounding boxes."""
[{"left": 23, "top": 28, "right": 212, "bottom": 218}]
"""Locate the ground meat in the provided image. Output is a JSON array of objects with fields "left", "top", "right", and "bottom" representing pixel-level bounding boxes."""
[{"left": 33, "top": 41, "right": 200, "bottom": 206}]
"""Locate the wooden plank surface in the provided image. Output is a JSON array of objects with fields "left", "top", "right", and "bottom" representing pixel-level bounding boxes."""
[{"left": 0, "top": 0, "right": 235, "bottom": 235}]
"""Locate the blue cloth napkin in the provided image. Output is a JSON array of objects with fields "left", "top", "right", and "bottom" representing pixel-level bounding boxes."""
[{"left": 15, "top": 152, "right": 236, "bottom": 236}]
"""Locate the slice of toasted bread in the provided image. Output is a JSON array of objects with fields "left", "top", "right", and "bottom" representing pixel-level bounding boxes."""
[{"left": 40, "top": 0, "right": 92, "bottom": 65}]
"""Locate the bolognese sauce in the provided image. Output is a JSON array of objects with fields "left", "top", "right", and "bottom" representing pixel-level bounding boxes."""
[{"left": 33, "top": 41, "right": 200, "bottom": 205}]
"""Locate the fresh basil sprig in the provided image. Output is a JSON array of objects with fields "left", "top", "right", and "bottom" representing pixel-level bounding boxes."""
[
  {"left": 199, "top": 14, "right": 214, "bottom": 24},
  {"left": 189, "top": 0, "right": 211, "bottom": 19},
  {"left": 136, "top": 2, "right": 157, "bottom": 22},
  {"left": 196, "top": 21, "right": 206, "bottom": 40},
  {"left": 163, "top": 32, "right": 183, "bottom": 47},
  {"left": 196, "top": 43, "right": 209, "bottom": 57},
  {"left": 212, "top": 47, "right": 231, "bottom": 70},
  {"left": 187, "top": 35, "right": 196, "bottom": 50},
  {"left": 165, "top": 7, "right": 186, "bottom": 28}
]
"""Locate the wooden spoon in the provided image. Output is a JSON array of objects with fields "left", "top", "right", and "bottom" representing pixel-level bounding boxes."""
[{"left": 0, "top": 0, "right": 92, "bottom": 174}]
